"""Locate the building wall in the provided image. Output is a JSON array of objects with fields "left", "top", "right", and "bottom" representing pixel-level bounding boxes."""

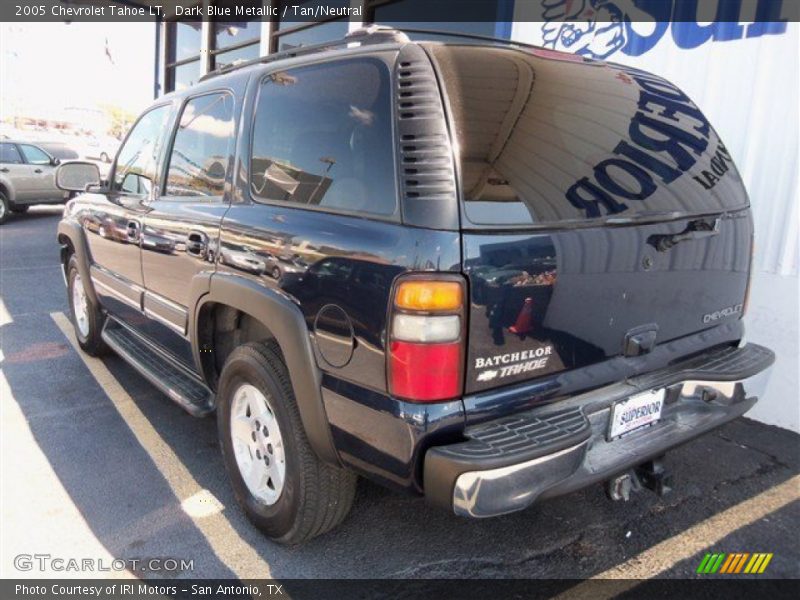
[{"left": 513, "top": 19, "right": 799, "bottom": 431}]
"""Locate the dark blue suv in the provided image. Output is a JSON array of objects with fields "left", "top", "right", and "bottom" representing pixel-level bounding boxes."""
[{"left": 56, "top": 27, "right": 774, "bottom": 543}]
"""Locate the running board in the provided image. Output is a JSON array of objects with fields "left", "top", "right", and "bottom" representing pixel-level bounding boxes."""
[{"left": 101, "top": 319, "right": 214, "bottom": 417}]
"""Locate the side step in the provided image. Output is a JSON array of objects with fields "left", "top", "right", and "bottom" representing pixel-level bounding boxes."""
[{"left": 101, "top": 319, "right": 214, "bottom": 417}]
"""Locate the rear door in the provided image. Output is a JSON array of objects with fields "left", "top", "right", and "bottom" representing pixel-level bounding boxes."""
[
  {"left": 139, "top": 91, "right": 237, "bottom": 366},
  {"left": 427, "top": 44, "right": 752, "bottom": 393}
]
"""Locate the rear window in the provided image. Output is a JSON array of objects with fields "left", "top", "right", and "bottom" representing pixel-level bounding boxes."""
[
  {"left": 428, "top": 44, "right": 748, "bottom": 227},
  {"left": 250, "top": 58, "right": 397, "bottom": 217}
]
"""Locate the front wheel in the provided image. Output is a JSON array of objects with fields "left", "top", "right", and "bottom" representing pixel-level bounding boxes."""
[
  {"left": 217, "top": 341, "right": 356, "bottom": 544},
  {"left": 67, "top": 255, "right": 107, "bottom": 356}
]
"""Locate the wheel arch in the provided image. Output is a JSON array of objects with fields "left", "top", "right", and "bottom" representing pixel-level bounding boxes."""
[
  {"left": 191, "top": 272, "right": 339, "bottom": 466},
  {"left": 0, "top": 179, "right": 15, "bottom": 203},
  {"left": 57, "top": 219, "right": 98, "bottom": 305}
]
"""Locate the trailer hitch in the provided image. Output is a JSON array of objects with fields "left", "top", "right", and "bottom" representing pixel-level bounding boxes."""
[
  {"left": 636, "top": 457, "right": 673, "bottom": 497},
  {"left": 606, "top": 457, "right": 672, "bottom": 501}
]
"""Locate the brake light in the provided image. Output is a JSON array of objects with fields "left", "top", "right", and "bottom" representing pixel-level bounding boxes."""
[
  {"left": 390, "top": 341, "right": 462, "bottom": 400},
  {"left": 388, "top": 276, "right": 465, "bottom": 402}
]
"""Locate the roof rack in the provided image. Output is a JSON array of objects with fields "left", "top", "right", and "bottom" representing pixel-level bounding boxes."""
[
  {"left": 198, "top": 24, "right": 539, "bottom": 83},
  {"left": 199, "top": 25, "right": 410, "bottom": 82},
  {"left": 394, "top": 26, "right": 535, "bottom": 49}
]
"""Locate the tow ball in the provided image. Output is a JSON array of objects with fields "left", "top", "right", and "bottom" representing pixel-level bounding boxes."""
[{"left": 606, "top": 457, "right": 673, "bottom": 501}]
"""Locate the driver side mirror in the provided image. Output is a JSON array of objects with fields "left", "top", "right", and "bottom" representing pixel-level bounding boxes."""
[
  {"left": 56, "top": 161, "right": 101, "bottom": 193},
  {"left": 50, "top": 157, "right": 61, "bottom": 166}
]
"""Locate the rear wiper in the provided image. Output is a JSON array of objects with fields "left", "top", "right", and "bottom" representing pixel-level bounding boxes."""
[{"left": 646, "top": 217, "right": 721, "bottom": 252}]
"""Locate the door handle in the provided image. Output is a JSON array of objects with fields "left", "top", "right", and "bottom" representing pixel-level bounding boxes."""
[
  {"left": 186, "top": 231, "right": 208, "bottom": 257},
  {"left": 647, "top": 217, "right": 721, "bottom": 252},
  {"left": 126, "top": 220, "right": 140, "bottom": 241},
  {"left": 34, "top": 168, "right": 43, "bottom": 174},
  {"left": 0, "top": 168, "right": 9, "bottom": 173}
]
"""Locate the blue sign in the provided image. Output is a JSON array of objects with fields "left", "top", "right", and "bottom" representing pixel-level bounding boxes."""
[{"left": 540, "top": 0, "right": 790, "bottom": 59}]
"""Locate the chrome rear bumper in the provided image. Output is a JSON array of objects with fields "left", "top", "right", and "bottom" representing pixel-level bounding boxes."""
[{"left": 424, "top": 343, "right": 774, "bottom": 518}]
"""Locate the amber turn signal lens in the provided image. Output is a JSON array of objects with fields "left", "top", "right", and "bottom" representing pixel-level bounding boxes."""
[{"left": 394, "top": 280, "right": 462, "bottom": 312}]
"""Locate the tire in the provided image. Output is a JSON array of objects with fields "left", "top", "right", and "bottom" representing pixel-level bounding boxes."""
[
  {"left": 271, "top": 267, "right": 281, "bottom": 280},
  {"left": 67, "top": 255, "right": 108, "bottom": 356},
  {"left": 217, "top": 341, "right": 356, "bottom": 544},
  {"left": 0, "top": 192, "right": 10, "bottom": 224}
]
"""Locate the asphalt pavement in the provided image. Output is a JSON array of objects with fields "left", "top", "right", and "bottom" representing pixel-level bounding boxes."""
[{"left": 1, "top": 207, "right": 798, "bottom": 583}]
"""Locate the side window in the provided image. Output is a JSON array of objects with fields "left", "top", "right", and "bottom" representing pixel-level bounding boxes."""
[
  {"left": 0, "top": 143, "right": 23, "bottom": 164},
  {"left": 164, "top": 92, "right": 235, "bottom": 199},
  {"left": 250, "top": 58, "right": 396, "bottom": 217},
  {"left": 19, "top": 145, "right": 51, "bottom": 165},
  {"left": 113, "top": 105, "right": 171, "bottom": 195}
]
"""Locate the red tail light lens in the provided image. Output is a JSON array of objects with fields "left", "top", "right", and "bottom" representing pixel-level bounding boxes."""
[
  {"left": 387, "top": 275, "right": 465, "bottom": 402},
  {"left": 389, "top": 341, "right": 461, "bottom": 401}
]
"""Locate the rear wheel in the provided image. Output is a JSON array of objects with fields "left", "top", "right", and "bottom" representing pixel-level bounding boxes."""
[
  {"left": 0, "top": 192, "right": 9, "bottom": 224},
  {"left": 217, "top": 341, "right": 356, "bottom": 544},
  {"left": 67, "top": 255, "right": 107, "bottom": 356}
]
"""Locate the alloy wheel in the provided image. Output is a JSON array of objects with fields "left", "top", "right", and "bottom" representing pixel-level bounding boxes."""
[
  {"left": 230, "top": 383, "right": 286, "bottom": 505},
  {"left": 71, "top": 273, "right": 90, "bottom": 338}
]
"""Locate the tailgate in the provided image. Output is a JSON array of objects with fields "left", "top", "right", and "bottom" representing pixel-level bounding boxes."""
[{"left": 462, "top": 212, "right": 751, "bottom": 392}]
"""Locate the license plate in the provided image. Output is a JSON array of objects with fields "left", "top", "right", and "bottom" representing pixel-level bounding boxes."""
[{"left": 608, "top": 388, "right": 665, "bottom": 440}]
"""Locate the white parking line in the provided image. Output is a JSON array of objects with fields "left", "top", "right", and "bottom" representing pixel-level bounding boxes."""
[
  {"left": 0, "top": 298, "right": 12, "bottom": 327},
  {"left": 51, "top": 311, "right": 272, "bottom": 579},
  {"left": 182, "top": 489, "right": 226, "bottom": 519},
  {"left": 554, "top": 474, "right": 800, "bottom": 599}
]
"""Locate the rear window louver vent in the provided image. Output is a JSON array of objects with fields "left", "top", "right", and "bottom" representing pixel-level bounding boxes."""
[
  {"left": 395, "top": 45, "right": 458, "bottom": 228},
  {"left": 397, "top": 61, "right": 442, "bottom": 121}
]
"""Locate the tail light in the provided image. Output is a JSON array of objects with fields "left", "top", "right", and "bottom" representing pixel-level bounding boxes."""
[{"left": 388, "top": 276, "right": 466, "bottom": 402}]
